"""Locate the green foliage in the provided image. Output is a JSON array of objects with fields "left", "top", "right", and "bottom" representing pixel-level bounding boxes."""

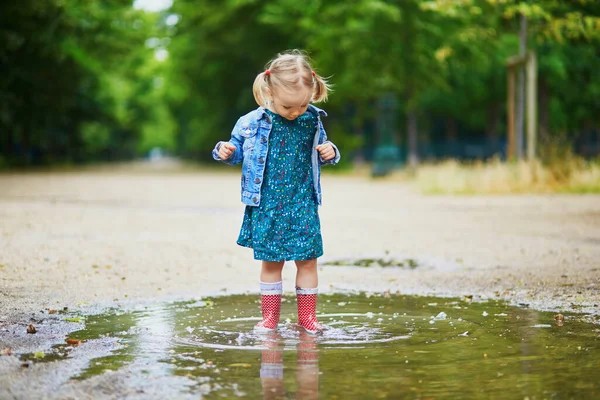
[
  {"left": 0, "top": 0, "right": 172, "bottom": 166},
  {"left": 81, "top": 122, "right": 111, "bottom": 157},
  {"left": 1, "top": 0, "right": 599, "bottom": 167},
  {"left": 165, "top": 0, "right": 600, "bottom": 163}
]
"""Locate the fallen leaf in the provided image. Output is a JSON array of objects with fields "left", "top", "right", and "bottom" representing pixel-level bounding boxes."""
[
  {"left": 1, "top": 348, "right": 12, "bottom": 356},
  {"left": 65, "top": 317, "right": 82, "bottom": 323},
  {"left": 33, "top": 352, "right": 45, "bottom": 359},
  {"left": 65, "top": 338, "right": 82, "bottom": 346},
  {"left": 228, "top": 363, "right": 252, "bottom": 368},
  {"left": 27, "top": 325, "right": 37, "bottom": 334}
]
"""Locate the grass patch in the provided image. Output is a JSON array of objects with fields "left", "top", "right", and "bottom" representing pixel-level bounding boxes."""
[{"left": 415, "top": 157, "right": 600, "bottom": 194}]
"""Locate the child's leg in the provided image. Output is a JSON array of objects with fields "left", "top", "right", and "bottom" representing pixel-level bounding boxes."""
[
  {"left": 255, "top": 261, "right": 285, "bottom": 332},
  {"left": 262, "top": 261, "right": 285, "bottom": 283},
  {"left": 294, "top": 259, "right": 323, "bottom": 334},
  {"left": 295, "top": 259, "right": 317, "bottom": 288}
]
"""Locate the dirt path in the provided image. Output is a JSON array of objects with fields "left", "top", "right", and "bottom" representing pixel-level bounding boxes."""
[
  {"left": 1, "top": 165, "right": 599, "bottom": 330},
  {"left": 1, "top": 164, "right": 599, "bottom": 398}
]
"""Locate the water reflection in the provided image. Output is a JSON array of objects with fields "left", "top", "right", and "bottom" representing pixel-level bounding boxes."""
[
  {"left": 18, "top": 293, "right": 600, "bottom": 399},
  {"left": 260, "top": 331, "right": 319, "bottom": 400},
  {"left": 295, "top": 331, "right": 319, "bottom": 400}
]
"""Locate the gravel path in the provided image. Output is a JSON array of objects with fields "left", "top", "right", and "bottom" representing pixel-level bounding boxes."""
[
  {"left": 1, "top": 164, "right": 599, "bottom": 331},
  {"left": 1, "top": 163, "right": 599, "bottom": 398}
]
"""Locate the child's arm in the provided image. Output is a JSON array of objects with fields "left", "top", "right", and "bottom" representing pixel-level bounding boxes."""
[
  {"left": 212, "top": 119, "right": 244, "bottom": 165},
  {"left": 316, "top": 140, "right": 341, "bottom": 166}
]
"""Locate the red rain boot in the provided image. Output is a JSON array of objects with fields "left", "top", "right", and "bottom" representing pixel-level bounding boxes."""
[
  {"left": 255, "top": 291, "right": 282, "bottom": 332},
  {"left": 296, "top": 287, "right": 324, "bottom": 334}
]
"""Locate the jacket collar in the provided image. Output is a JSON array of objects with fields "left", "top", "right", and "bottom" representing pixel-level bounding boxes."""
[{"left": 256, "top": 104, "right": 327, "bottom": 121}]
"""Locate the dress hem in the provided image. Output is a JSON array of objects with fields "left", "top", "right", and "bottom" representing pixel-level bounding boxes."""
[{"left": 236, "top": 241, "right": 323, "bottom": 262}]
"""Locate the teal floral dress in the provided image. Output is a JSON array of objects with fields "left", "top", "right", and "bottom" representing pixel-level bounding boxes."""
[{"left": 237, "top": 109, "right": 323, "bottom": 261}]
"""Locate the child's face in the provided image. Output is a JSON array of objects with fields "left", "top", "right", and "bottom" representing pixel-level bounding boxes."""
[{"left": 270, "top": 86, "right": 312, "bottom": 120}]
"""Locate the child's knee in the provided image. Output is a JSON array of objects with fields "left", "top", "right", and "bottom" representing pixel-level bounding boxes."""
[
  {"left": 262, "top": 261, "right": 284, "bottom": 271},
  {"left": 295, "top": 259, "right": 317, "bottom": 269}
]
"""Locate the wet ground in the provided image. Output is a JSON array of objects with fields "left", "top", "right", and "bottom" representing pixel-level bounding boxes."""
[
  {"left": 1, "top": 165, "right": 600, "bottom": 398},
  {"left": 4, "top": 293, "right": 600, "bottom": 399}
]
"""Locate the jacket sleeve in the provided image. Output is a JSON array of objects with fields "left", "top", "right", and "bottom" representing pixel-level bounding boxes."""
[{"left": 212, "top": 118, "right": 245, "bottom": 166}]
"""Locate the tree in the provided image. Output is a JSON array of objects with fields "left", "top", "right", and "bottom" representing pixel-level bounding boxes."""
[{"left": 0, "top": 0, "right": 168, "bottom": 166}]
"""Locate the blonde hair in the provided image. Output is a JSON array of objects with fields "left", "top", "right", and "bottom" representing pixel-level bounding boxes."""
[{"left": 252, "top": 50, "right": 331, "bottom": 107}]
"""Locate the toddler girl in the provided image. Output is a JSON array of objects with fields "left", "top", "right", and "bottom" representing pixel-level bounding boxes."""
[{"left": 212, "top": 50, "right": 340, "bottom": 334}]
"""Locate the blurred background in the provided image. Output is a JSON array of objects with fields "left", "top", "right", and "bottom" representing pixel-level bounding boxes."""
[{"left": 1, "top": 0, "right": 599, "bottom": 192}]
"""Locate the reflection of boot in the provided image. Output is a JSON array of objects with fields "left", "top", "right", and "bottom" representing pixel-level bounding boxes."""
[
  {"left": 260, "top": 332, "right": 284, "bottom": 400},
  {"left": 297, "top": 331, "right": 319, "bottom": 400},
  {"left": 296, "top": 287, "right": 324, "bottom": 334},
  {"left": 255, "top": 281, "right": 282, "bottom": 332},
  {"left": 297, "top": 331, "right": 319, "bottom": 366}
]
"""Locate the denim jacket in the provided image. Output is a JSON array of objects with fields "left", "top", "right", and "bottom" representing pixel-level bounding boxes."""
[{"left": 212, "top": 104, "right": 340, "bottom": 206}]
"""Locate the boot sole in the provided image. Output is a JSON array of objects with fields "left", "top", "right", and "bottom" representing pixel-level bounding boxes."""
[
  {"left": 298, "top": 325, "right": 323, "bottom": 335},
  {"left": 254, "top": 325, "right": 278, "bottom": 333}
]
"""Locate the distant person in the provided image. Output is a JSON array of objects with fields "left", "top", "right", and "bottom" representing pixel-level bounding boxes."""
[{"left": 212, "top": 50, "right": 340, "bottom": 334}]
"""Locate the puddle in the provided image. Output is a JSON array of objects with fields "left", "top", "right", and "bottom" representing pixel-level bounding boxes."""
[
  {"left": 323, "top": 258, "right": 419, "bottom": 268},
  {"left": 19, "top": 293, "right": 600, "bottom": 399}
]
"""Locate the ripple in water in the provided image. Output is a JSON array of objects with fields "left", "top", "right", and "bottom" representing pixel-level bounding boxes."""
[{"left": 177, "top": 309, "right": 412, "bottom": 351}]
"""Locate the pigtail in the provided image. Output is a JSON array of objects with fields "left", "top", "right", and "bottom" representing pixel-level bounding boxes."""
[
  {"left": 311, "top": 72, "right": 331, "bottom": 103},
  {"left": 252, "top": 71, "right": 269, "bottom": 107},
  {"left": 252, "top": 50, "right": 332, "bottom": 106}
]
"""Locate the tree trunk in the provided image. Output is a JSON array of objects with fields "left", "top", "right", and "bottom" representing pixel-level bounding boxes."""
[
  {"left": 516, "top": 13, "right": 527, "bottom": 160},
  {"left": 446, "top": 118, "right": 457, "bottom": 141},
  {"left": 538, "top": 78, "right": 550, "bottom": 143},
  {"left": 407, "top": 108, "right": 418, "bottom": 167},
  {"left": 445, "top": 118, "right": 457, "bottom": 159},
  {"left": 486, "top": 103, "right": 500, "bottom": 157}
]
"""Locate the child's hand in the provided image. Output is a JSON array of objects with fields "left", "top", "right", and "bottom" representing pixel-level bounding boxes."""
[
  {"left": 218, "top": 142, "right": 236, "bottom": 160},
  {"left": 316, "top": 143, "right": 335, "bottom": 161}
]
